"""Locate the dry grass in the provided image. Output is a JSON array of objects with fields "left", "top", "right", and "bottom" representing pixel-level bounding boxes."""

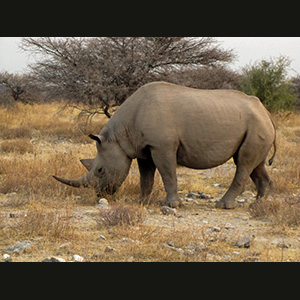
[
  {"left": 98, "top": 203, "right": 147, "bottom": 226},
  {"left": 0, "top": 102, "right": 299, "bottom": 261},
  {"left": 250, "top": 195, "right": 300, "bottom": 227}
]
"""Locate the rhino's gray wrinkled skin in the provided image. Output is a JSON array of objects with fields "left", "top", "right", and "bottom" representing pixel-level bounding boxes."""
[{"left": 54, "top": 82, "right": 276, "bottom": 209}]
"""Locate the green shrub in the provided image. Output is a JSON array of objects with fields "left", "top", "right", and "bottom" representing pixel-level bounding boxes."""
[{"left": 240, "top": 56, "right": 298, "bottom": 112}]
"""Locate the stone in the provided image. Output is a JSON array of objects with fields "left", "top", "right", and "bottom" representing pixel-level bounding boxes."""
[
  {"left": 2, "top": 254, "right": 12, "bottom": 262},
  {"left": 187, "top": 191, "right": 211, "bottom": 199},
  {"left": 161, "top": 206, "right": 177, "bottom": 216},
  {"left": 105, "top": 246, "right": 115, "bottom": 253},
  {"left": 224, "top": 222, "right": 235, "bottom": 229},
  {"left": 167, "top": 241, "right": 175, "bottom": 247},
  {"left": 42, "top": 257, "right": 66, "bottom": 262},
  {"left": 73, "top": 254, "right": 84, "bottom": 262},
  {"left": 6, "top": 240, "right": 34, "bottom": 254},
  {"left": 125, "top": 256, "right": 134, "bottom": 262},
  {"left": 276, "top": 242, "right": 290, "bottom": 249},
  {"left": 99, "top": 234, "right": 107, "bottom": 241},
  {"left": 236, "top": 235, "right": 255, "bottom": 248},
  {"left": 213, "top": 226, "right": 221, "bottom": 232},
  {"left": 96, "top": 198, "right": 110, "bottom": 210}
]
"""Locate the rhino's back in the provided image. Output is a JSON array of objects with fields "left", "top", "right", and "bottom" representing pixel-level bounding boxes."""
[{"left": 127, "top": 82, "right": 260, "bottom": 136}]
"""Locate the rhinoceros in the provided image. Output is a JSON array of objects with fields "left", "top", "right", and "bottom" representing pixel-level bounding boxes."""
[{"left": 53, "top": 82, "right": 276, "bottom": 209}]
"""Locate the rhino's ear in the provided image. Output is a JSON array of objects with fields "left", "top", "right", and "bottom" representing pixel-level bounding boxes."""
[
  {"left": 89, "top": 134, "right": 101, "bottom": 144},
  {"left": 80, "top": 158, "right": 94, "bottom": 171}
]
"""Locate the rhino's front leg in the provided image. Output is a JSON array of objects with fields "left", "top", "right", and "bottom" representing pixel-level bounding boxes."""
[
  {"left": 137, "top": 158, "right": 156, "bottom": 201},
  {"left": 150, "top": 148, "right": 182, "bottom": 208}
]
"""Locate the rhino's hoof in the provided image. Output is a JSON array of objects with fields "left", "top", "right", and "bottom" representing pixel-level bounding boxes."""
[
  {"left": 216, "top": 200, "right": 236, "bottom": 209},
  {"left": 163, "top": 197, "right": 182, "bottom": 208},
  {"left": 216, "top": 200, "right": 226, "bottom": 209}
]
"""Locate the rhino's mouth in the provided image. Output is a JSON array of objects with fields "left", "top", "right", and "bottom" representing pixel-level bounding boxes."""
[{"left": 96, "top": 184, "right": 117, "bottom": 197}]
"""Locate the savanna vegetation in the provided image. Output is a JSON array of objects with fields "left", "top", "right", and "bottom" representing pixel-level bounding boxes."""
[
  {"left": 0, "top": 37, "right": 300, "bottom": 262},
  {"left": 0, "top": 102, "right": 299, "bottom": 262}
]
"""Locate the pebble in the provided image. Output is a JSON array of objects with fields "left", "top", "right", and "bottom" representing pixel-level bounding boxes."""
[
  {"left": 99, "top": 234, "right": 107, "bottom": 241},
  {"left": 213, "top": 226, "right": 221, "bottom": 232},
  {"left": 105, "top": 246, "right": 115, "bottom": 253},
  {"left": 73, "top": 254, "right": 84, "bottom": 262},
  {"left": 125, "top": 256, "right": 134, "bottom": 262},
  {"left": 161, "top": 206, "right": 177, "bottom": 216},
  {"left": 187, "top": 191, "right": 212, "bottom": 199},
  {"left": 2, "top": 254, "right": 12, "bottom": 262},
  {"left": 6, "top": 240, "right": 34, "bottom": 254},
  {"left": 168, "top": 241, "right": 175, "bottom": 247},
  {"left": 236, "top": 235, "right": 255, "bottom": 248},
  {"left": 96, "top": 198, "right": 110, "bottom": 210},
  {"left": 276, "top": 242, "right": 291, "bottom": 249},
  {"left": 42, "top": 257, "right": 66, "bottom": 262},
  {"left": 224, "top": 222, "right": 235, "bottom": 229}
]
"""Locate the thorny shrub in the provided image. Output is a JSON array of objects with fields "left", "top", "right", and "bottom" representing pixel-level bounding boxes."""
[{"left": 98, "top": 203, "right": 146, "bottom": 226}]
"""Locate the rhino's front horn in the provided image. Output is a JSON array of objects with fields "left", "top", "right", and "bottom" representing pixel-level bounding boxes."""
[{"left": 53, "top": 173, "right": 90, "bottom": 188}]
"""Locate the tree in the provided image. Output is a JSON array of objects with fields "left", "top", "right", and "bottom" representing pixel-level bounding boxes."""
[
  {"left": 240, "top": 56, "right": 298, "bottom": 112},
  {"left": 290, "top": 75, "right": 300, "bottom": 109},
  {"left": 167, "top": 65, "right": 240, "bottom": 90},
  {"left": 0, "top": 72, "right": 42, "bottom": 106},
  {"left": 21, "top": 37, "right": 235, "bottom": 118}
]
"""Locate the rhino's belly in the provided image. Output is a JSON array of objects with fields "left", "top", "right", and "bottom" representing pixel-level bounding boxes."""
[{"left": 176, "top": 139, "right": 241, "bottom": 170}]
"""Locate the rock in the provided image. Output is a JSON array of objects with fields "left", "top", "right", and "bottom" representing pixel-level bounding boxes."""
[
  {"left": 98, "top": 234, "right": 107, "bottom": 241},
  {"left": 73, "top": 254, "right": 84, "bottom": 262},
  {"left": 125, "top": 256, "right": 134, "bottom": 262},
  {"left": 276, "top": 242, "right": 290, "bottom": 249},
  {"left": 168, "top": 241, "right": 175, "bottom": 247},
  {"left": 58, "top": 242, "right": 71, "bottom": 249},
  {"left": 42, "top": 257, "right": 66, "bottom": 262},
  {"left": 6, "top": 240, "right": 34, "bottom": 254},
  {"left": 105, "top": 246, "right": 115, "bottom": 253},
  {"left": 187, "top": 192, "right": 201, "bottom": 198},
  {"left": 236, "top": 235, "right": 255, "bottom": 248},
  {"left": 96, "top": 198, "right": 110, "bottom": 210},
  {"left": 213, "top": 226, "right": 221, "bottom": 232},
  {"left": 224, "top": 222, "right": 235, "bottom": 229},
  {"left": 161, "top": 206, "right": 177, "bottom": 216},
  {"left": 187, "top": 191, "right": 211, "bottom": 199},
  {"left": 121, "top": 238, "right": 141, "bottom": 245},
  {"left": 185, "top": 197, "right": 194, "bottom": 202},
  {"left": 92, "top": 253, "right": 102, "bottom": 259},
  {"left": 2, "top": 254, "right": 12, "bottom": 262}
]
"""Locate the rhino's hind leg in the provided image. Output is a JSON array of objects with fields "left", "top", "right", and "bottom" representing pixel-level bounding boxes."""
[
  {"left": 216, "top": 166, "right": 251, "bottom": 209},
  {"left": 250, "top": 162, "right": 272, "bottom": 199}
]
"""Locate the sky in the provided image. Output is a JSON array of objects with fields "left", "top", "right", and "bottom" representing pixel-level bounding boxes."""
[{"left": 1, "top": 37, "right": 300, "bottom": 77}]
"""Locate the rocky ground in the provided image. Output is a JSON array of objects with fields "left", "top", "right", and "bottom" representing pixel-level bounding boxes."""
[{"left": 1, "top": 163, "right": 300, "bottom": 262}]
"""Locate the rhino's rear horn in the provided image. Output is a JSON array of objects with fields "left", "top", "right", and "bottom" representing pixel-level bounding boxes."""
[{"left": 80, "top": 159, "right": 94, "bottom": 171}]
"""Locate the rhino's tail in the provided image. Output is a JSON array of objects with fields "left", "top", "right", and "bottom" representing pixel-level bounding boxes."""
[{"left": 268, "top": 118, "right": 277, "bottom": 166}]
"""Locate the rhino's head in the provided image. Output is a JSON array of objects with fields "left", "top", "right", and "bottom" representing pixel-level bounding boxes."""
[{"left": 53, "top": 134, "right": 132, "bottom": 197}]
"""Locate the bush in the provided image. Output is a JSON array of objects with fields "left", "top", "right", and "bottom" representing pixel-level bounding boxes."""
[
  {"left": 98, "top": 203, "right": 146, "bottom": 226},
  {"left": 249, "top": 195, "right": 300, "bottom": 227},
  {"left": 240, "top": 56, "right": 298, "bottom": 112}
]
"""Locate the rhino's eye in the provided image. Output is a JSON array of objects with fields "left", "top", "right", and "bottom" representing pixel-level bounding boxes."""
[{"left": 98, "top": 168, "right": 103, "bottom": 173}]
